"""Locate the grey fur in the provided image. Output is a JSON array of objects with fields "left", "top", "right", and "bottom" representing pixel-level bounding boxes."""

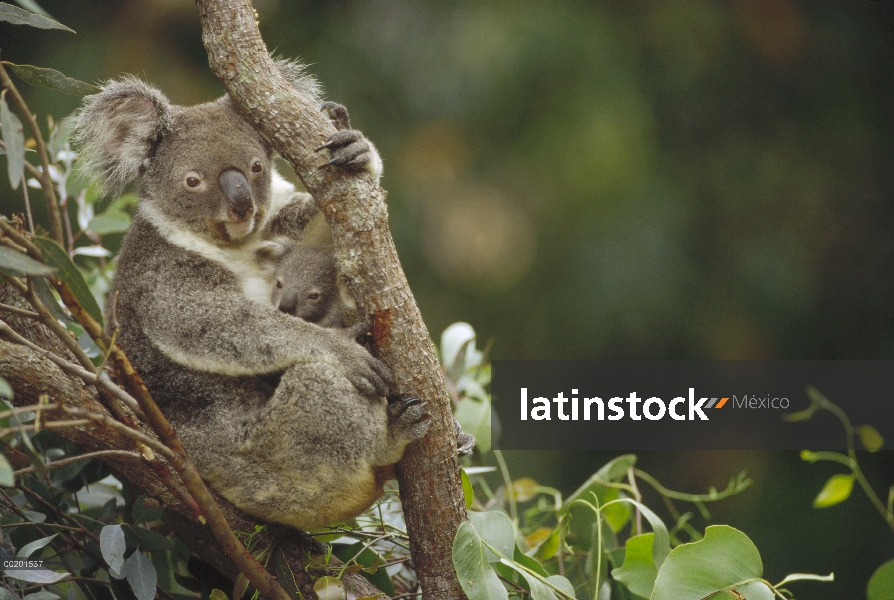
[{"left": 73, "top": 69, "right": 427, "bottom": 530}]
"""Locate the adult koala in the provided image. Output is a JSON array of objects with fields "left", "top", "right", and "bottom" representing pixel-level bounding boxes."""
[{"left": 73, "top": 62, "right": 429, "bottom": 530}]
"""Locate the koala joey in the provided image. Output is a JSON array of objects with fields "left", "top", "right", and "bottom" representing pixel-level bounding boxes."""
[
  {"left": 73, "top": 61, "right": 432, "bottom": 529},
  {"left": 260, "top": 239, "right": 355, "bottom": 328}
]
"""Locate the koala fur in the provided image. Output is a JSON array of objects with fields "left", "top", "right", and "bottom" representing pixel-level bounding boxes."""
[{"left": 73, "top": 62, "right": 429, "bottom": 529}]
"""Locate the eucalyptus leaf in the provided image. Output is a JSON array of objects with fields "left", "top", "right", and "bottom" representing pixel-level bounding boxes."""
[
  {"left": 0, "top": 246, "right": 54, "bottom": 276},
  {"left": 13, "top": 0, "right": 51, "bottom": 18},
  {"left": 468, "top": 510, "right": 516, "bottom": 562},
  {"left": 0, "top": 377, "right": 12, "bottom": 399},
  {"left": 87, "top": 209, "right": 131, "bottom": 235},
  {"left": 498, "top": 559, "right": 558, "bottom": 600},
  {"left": 7, "top": 63, "right": 98, "bottom": 96},
  {"left": 124, "top": 549, "right": 157, "bottom": 600},
  {"left": 7, "top": 567, "right": 69, "bottom": 584},
  {"left": 455, "top": 397, "right": 491, "bottom": 453},
  {"left": 453, "top": 521, "right": 509, "bottom": 600},
  {"left": 17, "top": 533, "right": 56, "bottom": 557},
  {"left": 100, "top": 524, "right": 125, "bottom": 576},
  {"left": 611, "top": 533, "right": 657, "bottom": 599},
  {"left": 313, "top": 576, "right": 345, "bottom": 600},
  {"left": 32, "top": 276, "right": 72, "bottom": 323},
  {"left": 0, "top": 94, "right": 25, "bottom": 189},
  {"left": 0, "top": 2, "right": 73, "bottom": 31},
  {"left": 652, "top": 525, "right": 773, "bottom": 600},
  {"left": 33, "top": 236, "right": 104, "bottom": 326},
  {"left": 22, "top": 592, "right": 60, "bottom": 600},
  {"left": 21, "top": 510, "right": 46, "bottom": 523},
  {"left": 461, "top": 468, "right": 474, "bottom": 509},
  {"left": 208, "top": 591, "right": 229, "bottom": 600},
  {"left": 0, "top": 453, "right": 14, "bottom": 487},
  {"left": 867, "top": 559, "right": 894, "bottom": 600}
]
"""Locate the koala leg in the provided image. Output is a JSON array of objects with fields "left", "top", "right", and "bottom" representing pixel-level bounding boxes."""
[{"left": 216, "top": 362, "right": 426, "bottom": 530}]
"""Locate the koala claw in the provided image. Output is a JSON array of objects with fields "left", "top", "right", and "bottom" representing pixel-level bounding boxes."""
[
  {"left": 320, "top": 101, "right": 352, "bottom": 131},
  {"left": 315, "top": 129, "right": 376, "bottom": 171},
  {"left": 455, "top": 418, "right": 476, "bottom": 457},
  {"left": 388, "top": 397, "right": 432, "bottom": 441}
]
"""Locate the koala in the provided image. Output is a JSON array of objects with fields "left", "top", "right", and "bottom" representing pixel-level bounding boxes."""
[{"left": 72, "top": 61, "right": 431, "bottom": 530}]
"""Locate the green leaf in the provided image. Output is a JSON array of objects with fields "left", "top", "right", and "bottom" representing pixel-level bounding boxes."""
[
  {"left": 812, "top": 474, "right": 854, "bottom": 508},
  {"left": 652, "top": 525, "right": 773, "bottom": 600},
  {"left": 32, "top": 276, "right": 71, "bottom": 323},
  {"left": 7, "top": 63, "right": 98, "bottom": 96},
  {"left": 22, "top": 592, "right": 60, "bottom": 600},
  {"left": 135, "top": 527, "right": 173, "bottom": 551},
  {"left": 531, "top": 526, "right": 559, "bottom": 561},
  {"left": 858, "top": 425, "right": 884, "bottom": 452},
  {"left": 17, "top": 533, "right": 56, "bottom": 557},
  {"left": 21, "top": 510, "right": 46, "bottom": 523},
  {"left": 455, "top": 397, "right": 491, "bottom": 453},
  {"left": 611, "top": 533, "right": 658, "bottom": 599},
  {"left": 124, "top": 549, "right": 157, "bottom": 600},
  {"left": 453, "top": 521, "right": 509, "bottom": 600},
  {"left": 461, "top": 468, "right": 474, "bottom": 509},
  {"left": 87, "top": 209, "right": 131, "bottom": 235},
  {"left": 100, "top": 524, "right": 126, "bottom": 576},
  {"left": 0, "top": 93, "right": 25, "bottom": 189},
  {"left": 868, "top": 559, "right": 894, "bottom": 600},
  {"left": 0, "top": 377, "right": 12, "bottom": 399},
  {"left": 0, "top": 453, "right": 15, "bottom": 487},
  {"left": 9, "top": 567, "right": 69, "bottom": 585},
  {"left": 0, "top": 2, "right": 73, "bottom": 31},
  {"left": 468, "top": 510, "right": 516, "bottom": 562},
  {"left": 545, "top": 575, "right": 575, "bottom": 599},
  {"left": 13, "top": 0, "right": 51, "bottom": 18},
  {"left": 271, "top": 549, "right": 305, "bottom": 600},
  {"left": 208, "top": 590, "right": 229, "bottom": 600},
  {"left": 498, "top": 559, "right": 558, "bottom": 600},
  {"left": 33, "top": 236, "right": 104, "bottom": 326},
  {"left": 0, "top": 246, "right": 54, "bottom": 276},
  {"left": 313, "top": 576, "right": 345, "bottom": 600},
  {"left": 513, "top": 544, "right": 548, "bottom": 577}
]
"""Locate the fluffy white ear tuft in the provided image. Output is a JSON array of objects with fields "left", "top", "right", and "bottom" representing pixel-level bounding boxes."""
[{"left": 72, "top": 76, "right": 172, "bottom": 197}]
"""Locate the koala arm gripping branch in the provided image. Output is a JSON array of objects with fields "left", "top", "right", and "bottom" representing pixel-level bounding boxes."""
[{"left": 136, "top": 262, "right": 390, "bottom": 396}]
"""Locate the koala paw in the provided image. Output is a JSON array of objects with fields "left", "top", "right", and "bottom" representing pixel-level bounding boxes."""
[
  {"left": 455, "top": 418, "right": 476, "bottom": 457},
  {"left": 326, "top": 327, "right": 392, "bottom": 397},
  {"left": 388, "top": 397, "right": 431, "bottom": 442},
  {"left": 316, "top": 102, "right": 382, "bottom": 178}
]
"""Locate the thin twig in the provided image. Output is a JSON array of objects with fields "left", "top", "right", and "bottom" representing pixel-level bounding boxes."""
[
  {"left": 0, "top": 302, "right": 40, "bottom": 319},
  {"left": 20, "top": 172, "right": 34, "bottom": 234},
  {"left": 13, "top": 449, "right": 142, "bottom": 476},
  {"left": 0, "top": 319, "right": 144, "bottom": 418}
]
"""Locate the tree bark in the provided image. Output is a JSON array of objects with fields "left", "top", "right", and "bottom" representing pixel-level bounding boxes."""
[{"left": 194, "top": 1, "right": 468, "bottom": 598}]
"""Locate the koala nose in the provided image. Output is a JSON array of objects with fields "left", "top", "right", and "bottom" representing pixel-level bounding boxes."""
[
  {"left": 218, "top": 168, "right": 254, "bottom": 220},
  {"left": 278, "top": 289, "right": 298, "bottom": 315}
]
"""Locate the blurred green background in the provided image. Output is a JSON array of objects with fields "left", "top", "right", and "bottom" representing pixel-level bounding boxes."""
[{"left": 2, "top": 1, "right": 892, "bottom": 597}]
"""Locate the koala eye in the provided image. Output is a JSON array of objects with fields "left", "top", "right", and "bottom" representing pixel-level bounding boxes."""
[
  {"left": 251, "top": 161, "right": 263, "bottom": 174},
  {"left": 307, "top": 292, "right": 321, "bottom": 302},
  {"left": 184, "top": 172, "right": 203, "bottom": 190}
]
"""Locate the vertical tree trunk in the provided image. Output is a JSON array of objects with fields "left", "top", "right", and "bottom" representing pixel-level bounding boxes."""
[{"left": 195, "top": 1, "right": 468, "bottom": 597}]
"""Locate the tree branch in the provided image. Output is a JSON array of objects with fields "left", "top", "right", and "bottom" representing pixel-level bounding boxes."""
[{"left": 195, "top": 2, "right": 468, "bottom": 597}]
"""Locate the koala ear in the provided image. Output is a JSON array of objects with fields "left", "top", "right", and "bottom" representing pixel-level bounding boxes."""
[
  {"left": 273, "top": 57, "right": 323, "bottom": 106},
  {"left": 72, "top": 76, "right": 172, "bottom": 196}
]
